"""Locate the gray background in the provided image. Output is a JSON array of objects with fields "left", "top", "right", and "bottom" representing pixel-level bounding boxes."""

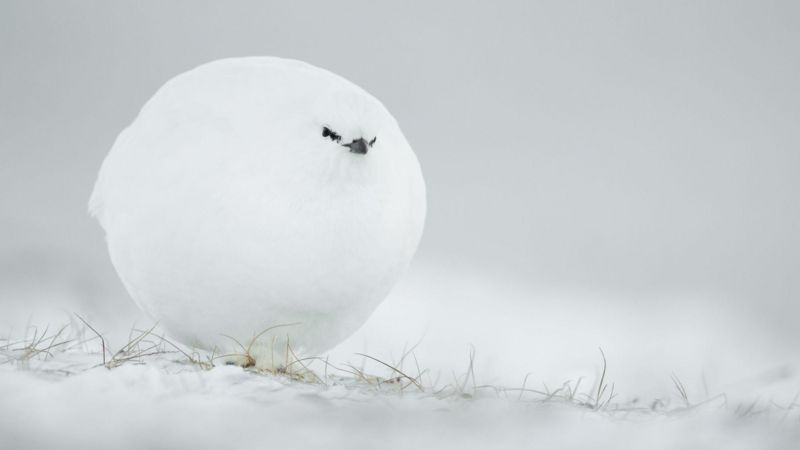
[{"left": 1, "top": 1, "right": 798, "bottom": 359}]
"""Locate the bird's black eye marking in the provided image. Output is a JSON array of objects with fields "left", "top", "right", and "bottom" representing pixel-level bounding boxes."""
[
  {"left": 322, "top": 126, "right": 341, "bottom": 143},
  {"left": 369, "top": 137, "right": 377, "bottom": 147}
]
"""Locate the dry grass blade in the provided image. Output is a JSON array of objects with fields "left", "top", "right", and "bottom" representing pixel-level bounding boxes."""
[
  {"left": 245, "top": 323, "right": 301, "bottom": 355},
  {"left": 285, "top": 344, "right": 323, "bottom": 384},
  {"left": 671, "top": 373, "right": 689, "bottom": 406},
  {"left": 42, "top": 325, "right": 71, "bottom": 360},
  {"left": 595, "top": 347, "right": 608, "bottom": 409},
  {"left": 217, "top": 334, "right": 254, "bottom": 367},
  {"left": 354, "top": 352, "right": 424, "bottom": 392},
  {"left": 300, "top": 356, "right": 360, "bottom": 380},
  {"left": 117, "top": 322, "right": 159, "bottom": 357},
  {"left": 460, "top": 345, "right": 477, "bottom": 395},
  {"left": 219, "top": 334, "right": 248, "bottom": 353},
  {"left": 7, "top": 324, "right": 74, "bottom": 364},
  {"left": 518, "top": 373, "right": 532, "bottom": 401},
  {"left": 602, "top": 383, "right": 617, "bottom": 409},
  {"left": 156, "top": 334, "right": 214, "bottom": 369},
  {"left": 343, "top": 362, "right": 371, "bottom": 383},
  {"left": 74, "top": 314, "right": 107, "bottom": 367}
]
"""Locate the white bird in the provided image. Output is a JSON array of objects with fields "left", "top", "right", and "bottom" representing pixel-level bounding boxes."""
[{"left": 90, "top": 57, "right": 426, "bottom": 367}]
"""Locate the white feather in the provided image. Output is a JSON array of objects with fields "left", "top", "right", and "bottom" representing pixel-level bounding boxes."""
[{"left": 90, "top": 57, "right": 426, "bottom": 362}]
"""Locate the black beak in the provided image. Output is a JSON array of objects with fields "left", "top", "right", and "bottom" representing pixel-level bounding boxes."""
[{"left": 343, "top": 138, "right": 369, "bottom": 155}]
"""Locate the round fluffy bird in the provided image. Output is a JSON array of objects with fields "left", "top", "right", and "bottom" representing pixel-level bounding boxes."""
[{"left": 90, "top": 57, "right": 426, "bottom": 367}]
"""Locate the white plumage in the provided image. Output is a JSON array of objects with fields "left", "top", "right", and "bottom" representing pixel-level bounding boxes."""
[{"left": 90, "top": 57, "right": 426, "bottom": 365}]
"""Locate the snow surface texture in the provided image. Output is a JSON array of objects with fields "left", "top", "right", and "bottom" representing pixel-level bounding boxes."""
[
  {"left": 2, "top": 262, "right": 799, "bottom": 449},
  {"left": 1, "top": 357, "right": 797, "bottom": 450}
]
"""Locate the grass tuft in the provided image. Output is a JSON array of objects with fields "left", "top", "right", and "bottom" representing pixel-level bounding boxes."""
[{"left": 0, "top": 318, "right": 796, "bottom": 424}]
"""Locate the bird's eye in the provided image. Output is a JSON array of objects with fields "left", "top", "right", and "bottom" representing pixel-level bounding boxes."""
[
  {"left": 369, "top": 137, "right": 377, "bottom": 147},
  {"left": 322, "top": 126, "right": 341, "bottom": 143}
]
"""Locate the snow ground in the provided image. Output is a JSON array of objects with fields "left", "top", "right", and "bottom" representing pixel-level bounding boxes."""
[
  {"left": 1, "top": 351, "right": 798, "bottom": 450},
  {"left": 1, "top": 262, "right": 798, "bottom": 449}
]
